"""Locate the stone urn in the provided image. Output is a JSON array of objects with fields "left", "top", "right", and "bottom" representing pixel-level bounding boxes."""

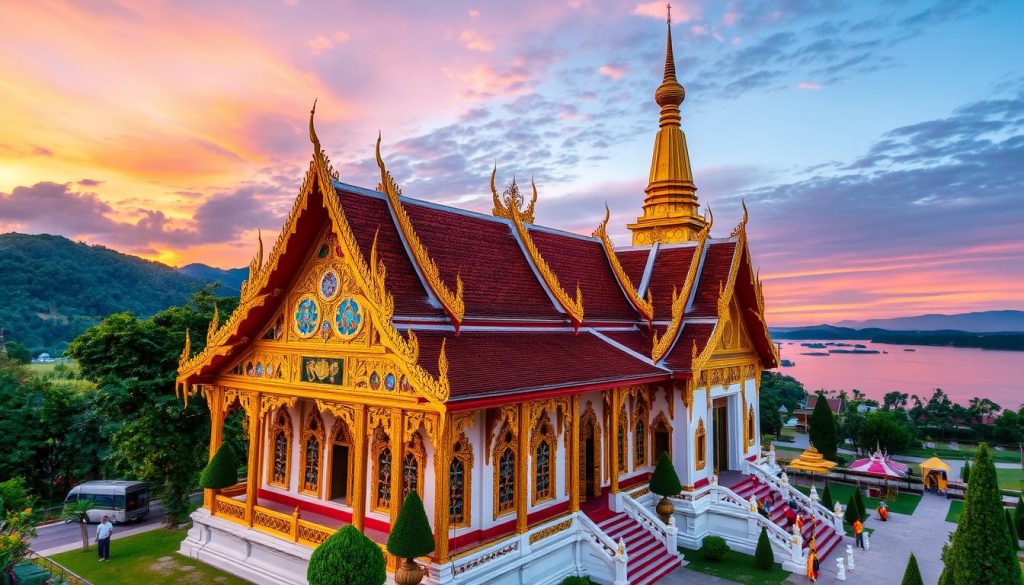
[
  {"left": 656, "top": 495, "right": 675, "bottom": 523},
  {"left": 395, "top": 558, "right": 424, "bottom": 585}
]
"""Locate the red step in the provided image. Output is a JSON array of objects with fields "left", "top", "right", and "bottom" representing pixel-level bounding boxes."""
[{"left": 596, "top": 512, "right": 681, "bottom": 585}]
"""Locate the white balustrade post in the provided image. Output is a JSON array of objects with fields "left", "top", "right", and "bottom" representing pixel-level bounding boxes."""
[
  {"left": 768, "top": 446, "right": 778, "bottom": 471},
  {"left": 846, "top": 545, "right": 855, "bottom": 572},
  {"left": 790, "top": 530, "right": 803, "bottom": 563},
  {"left": 614, "top": 538, "right": 629, "bottom": 585},
  {"left": 810, "top": 485, "right": 819, "bottom": 503},
  {"left": 666, "top": 516, "right": 678, "bottom": 554},
  {"left": 836, "top": 556, "right": 847, "bottom": 581},
  {"left": 780, "top": 472, "right": 790, "bottom": 501},
  {"left": 833, "top": 502, "right": 844, "bottom": 532}
]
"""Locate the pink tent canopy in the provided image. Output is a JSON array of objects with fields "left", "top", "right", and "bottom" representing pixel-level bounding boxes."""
[{"left": 849, "top": 449, "right": 908, "bottom": 478}]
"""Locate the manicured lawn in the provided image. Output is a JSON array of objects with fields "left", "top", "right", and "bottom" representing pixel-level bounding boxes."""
[
  {"left": 996, "top": 467, "right": 1024, "bottom": 491},
  {"left": 900, "top": 445, "right": 1021, "bottom": 464},
  {"left": 680, "top": 546, "right": 791, "bottom": 584},
  {"left": 50, "top": 528, "right": 250, "bottom": 585},
  {"left": 945, "top": 500, "right": 963, "bottom": 523},
  {"left": 796, "top": 482, "right": 922, "bottom": 516}
]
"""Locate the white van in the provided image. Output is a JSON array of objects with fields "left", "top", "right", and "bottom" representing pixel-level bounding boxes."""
[{"left": 63, "top": 481, "right": 150, "bottom": 523}]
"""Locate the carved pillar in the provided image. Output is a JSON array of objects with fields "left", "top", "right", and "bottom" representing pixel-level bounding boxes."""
[
  {"left": 517, "top": 401, "right": 529, "bottom": 533},
  {"left": 610, "top": 388, "right": 620, "bottom": 494},
  {"left": 433, "top": 412, "right": 451, "bottom": 562},
  {"left": 204, "top": 386, "right": 226, "bottom": 509},
  {"left": 389, "top": 408, "right": 404, "bottom": 526},
  {"left": 352, "top": 404, "right": 367, "bottom": 531},
  {"left": 569, "top": 394, "right": 581, "bottom": 512},
  {"left": 245, "top": 393, "right": 263, "bottom": 524}
]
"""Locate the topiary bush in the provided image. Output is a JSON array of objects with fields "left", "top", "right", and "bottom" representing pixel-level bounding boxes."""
[
  {"left": 1004, "top": 508, "right": 1018, "bottom": 551},
  {"left": 854, "top": 486, "right": 867, "bottom": 520},
  {"left": 901, "top": 553, "right": 924, "bottom": 585},
  {"left": 308, "top": 525, "right": 386, "bottom": 585},
  {"left": 754, "top": 526, "right": 774, "bottom": 570},
  {"left": 560, "top": 577, "right": 593, "bottom": 585},
  {"left": 844, "top": 492, "right": 860, "bottom": 526},
  {"left": 198, "top": 443, "right": 240, "bottom": 490},
  {"left": 961, "top": 460, "right": 971, "bottom": 483},
  {"left": 649, "top": 452, "right": 682, "bottom": 496},
  {"left": 821, "top": 484, "right": 834, "bottom": 511},
  {"left": 700, "top": 535, "right": 729, "bottom": 561},
  {"left": 387, "top": 492, "right": 435, "bottom": 560},
  {"left": 1015, "top": 495, "right": 1024, "bottom": 541}
]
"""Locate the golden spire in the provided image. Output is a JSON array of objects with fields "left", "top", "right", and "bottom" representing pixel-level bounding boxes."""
[
  {"left": 627, "top": 3, "right": 706, "bottom": 245},
  {"left": 309, "top": 99, "right": 320, "bottom": 153}
]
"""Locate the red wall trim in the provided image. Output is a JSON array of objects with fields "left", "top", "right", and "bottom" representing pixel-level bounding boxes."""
[
  {"left": 746, "top": 454, "right": 758, "bottom": 462},
  {"left": 527, "top": 501, "right": 570, "bottom": 525},
  {"left": 257, "top": 489, "right": 390, "bottom": 533},
  {"left": 450, "top": 519, "right": 516, "bottom": 551},
  {"left": 693, "top": 477, "right": 709, "bottom": 489}
]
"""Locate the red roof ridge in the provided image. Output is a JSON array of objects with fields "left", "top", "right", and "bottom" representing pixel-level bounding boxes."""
[{"left": 593, "top": 205, "right": 654, "bottom": 324}]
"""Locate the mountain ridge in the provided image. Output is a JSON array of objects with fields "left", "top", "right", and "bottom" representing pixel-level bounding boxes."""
[{"left": 834, "top": 310, "right": 1024, "bottom": 333}]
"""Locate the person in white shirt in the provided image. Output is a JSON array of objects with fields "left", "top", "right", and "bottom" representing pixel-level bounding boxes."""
[{"left": 96, "top": 516, "right": 113, "bottom": 561}]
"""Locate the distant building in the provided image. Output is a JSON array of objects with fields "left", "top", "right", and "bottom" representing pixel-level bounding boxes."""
[{"left": 794, "top": 394, "right": 844, "bottom": 431}]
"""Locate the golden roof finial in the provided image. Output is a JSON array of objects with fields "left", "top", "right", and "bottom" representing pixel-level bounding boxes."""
[
  {"left": 655, "top": 3, "right": 685, "bottom": 117},
  {"left": 309, "top": 99, "right": 320, "bottom": 153}
]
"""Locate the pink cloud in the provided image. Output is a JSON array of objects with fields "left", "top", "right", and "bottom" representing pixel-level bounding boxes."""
[
  {"left": 468, "top": 9, "right": 480, "bottom": 18},
  {"left": 797, "top": 81, "right": 823, "bottom": 90},
  {"left": 722, "top": 10, "right": 740, "bottom": 26},
  {"left": 597, "top": 65, "right": 626, "bottom": 80},
  {"left": 307, "top": 31, "right": 351, "bottom": 54},
  {"left": 458, "top": 30, "right": 495, "bottom": 52},
  {"left": 633, "top": 1, "right": 700, "bottom": 22}
]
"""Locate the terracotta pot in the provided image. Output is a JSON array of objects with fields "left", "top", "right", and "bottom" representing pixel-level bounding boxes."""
[
  {"left": 656, "top": 495, "right": 675, "bottom": 524},
  {"left": 394, "top": 558, "right": 424, "bottom": 585}
]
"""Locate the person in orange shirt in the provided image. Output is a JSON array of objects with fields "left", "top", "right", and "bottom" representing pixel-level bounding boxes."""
[
  {"left": 878, "top": 502, "right": 889, "bottom": 521},
  {"left": 853, "top": 518, "right": 864, "bottom": 548},
  {"left": 795, "top": 514, "right": 804, "bottom": 532},
  {"left": 806, "top": 538, "right": 820, "bottom": 582}
]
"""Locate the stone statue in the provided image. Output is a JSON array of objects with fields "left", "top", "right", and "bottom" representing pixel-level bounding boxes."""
[
  {"left": 863, "top": 529, "right": 870, "bottom": 551},
  {"left": 780, "top": 472, "right": 789, "bottom": 487},
  {"left": 836, "top": 556, "right": 847, "bottom": 581},
  {"left": 834, "top": 501, "right": 843, "bottom": 517},
  {"left": 810, "top": 485, "right": 819, "bottom": 502},
  {"left": 846, "top": 545, "right": 855, "bottom": 572},
  {"left": 711, "top": 473, "right": 719, "bottom": 487}
]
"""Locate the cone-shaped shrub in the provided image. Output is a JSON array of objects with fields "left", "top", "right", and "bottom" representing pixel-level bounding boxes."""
[
  {"left": 854, "top": 486, "right": 867, "bottom": 520},
  {"left": 1005, "top": 508, "right": 1019, "bottom": 551},
  {"left": 844, "top": 492, "right": 860, "bottom": 526},
  {"left": 901, "top": 553, "right": 924, "bottom": 585},
  {"left": 821, "top": 484, "right": 834, "bottom": 511},
  {"left": 940, "top": 444, "right": 1022, "bottom": 585},
  {"left": 308, "top": 525, "right": 386, "bottom": 585},
  {"left": 754, "top": 526, "right": 774, "bottom": 570},
  {"left": 1015, "top": 495, "right": 1024, "bottom": 543},
  {"left": 650, "top": 452, "right": 682, "bottom": 496},
  {"left": 961, "top": 460, "right": 971, "bottom": 483},
  {"left": 198, "top": 443, "right": 240, "bottom": 490},
  {"left": 808, "top": 393, "right": 838, "bottom": 462},
  {"left": 387, "top": 492, "right": 435, "bottom": 560}
]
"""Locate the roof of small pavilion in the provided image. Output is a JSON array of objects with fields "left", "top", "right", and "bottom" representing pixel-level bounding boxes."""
[{"left": 786, "top": 446, "right": 838, "bottom": 474}]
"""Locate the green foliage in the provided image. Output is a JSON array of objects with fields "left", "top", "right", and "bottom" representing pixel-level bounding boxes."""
[
  {"left": 859, "top": 410, "right": 915, "bottom": 454},
  {"left": 754, "top": 526, "right": 774, "bottom": 570},
  {"left": 560, "top": 577, "right": 593, "bottom": 585},
  {"left": 386, "top": 492, "right": 434, "bottom": 560},
  {"left": 844, "top": 492, "right": 861, "bottom": 526},
  {"left": 1015, "top": 495, "right": 1024, "bottom": 541},
  {"left": 199, "top": 443, "right": 240, "bottom": 490},
  {"left": 700, "top": 535, "right": 728, "bottom": 561},
  {"left": 759, "top": 388, "right": 783, "bottom": 437},
  {"left": 821, "top": 484, "right": 834, "bottom": 511},
  {"left": 808, "top": 392, "right": 838, "bottom": 461},
  {"left": 3, "top": 341, "right": 30, "bottom": 364},
  {"left": 941, "top": 444, "right": 1023, "bottom": 585},
  {"left": 901, "top": 553, "right": 924, "bottom": 585},
  {"left": 61, "top": 499, "right": 93, "bottom": 523},
  {"left": 760, "top": 372, "right": 806, "bottom": 414},
  {"left": 67, "top": 288, "right": 238, "bottom": 526},
  {"left": 1005, "top": 508, "right": 1019, "bottom": 551},
  {"left": 308, "top": 525, "right": 386, "bottom": 585},
  {"left": 649, "top": 451, "right": 682, "bottom": 496},
  {"left": 961, "top": 460, "right": 971, "bottom": 483},
  {"left": 854, "top": 486, "right": 866, "bottom": 520},
  {"left": 0, "top": 478, "right": 33, "bottom": 514},
  {"left": 0, "top": 499, "right": 36, "bottom": 574}
]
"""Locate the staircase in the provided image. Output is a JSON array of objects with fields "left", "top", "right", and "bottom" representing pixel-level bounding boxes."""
[
  {"left": 728, "top": 477, "right": 844, "bottom": 561},
  {"left": 596, "top": 511, "right": 681, "bottom": 585}
]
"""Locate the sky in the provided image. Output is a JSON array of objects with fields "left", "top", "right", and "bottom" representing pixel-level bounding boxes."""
[{"left": 0, "top": 0, "right": 1022, "bottom": 326}]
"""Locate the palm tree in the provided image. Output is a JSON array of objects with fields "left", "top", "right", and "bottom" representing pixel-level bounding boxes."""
[{"left": 61, "top": 499, "right": 94, "bottom": 551}]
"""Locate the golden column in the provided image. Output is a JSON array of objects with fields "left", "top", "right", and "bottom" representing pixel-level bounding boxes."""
[
  {"left": 569, "top": 395, "right": 581, "bottom": 512},
  {"left": 433, "top": 413, "right": 451, "bottom": 561},
  {"left": 516, "top": 401, "right": 530, "bottom": 533},
  {"left": 352, "top": 404, "right": 367, "bottom": 531},
  {"left": 245, "top": 393, "right": 263, "bottom": 524},
  {"left": 389, "top": 408, "right": 405, "bottom": 525},
  {"left": 204, "top": 386, "right": 226, "bottom": 509},
  {"left": 610, "top": 388, "right": 620, "bottom": 494}
]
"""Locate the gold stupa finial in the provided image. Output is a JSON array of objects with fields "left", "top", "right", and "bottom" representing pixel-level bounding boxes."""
[{"left": 309, "top": 98, "right": 320, "bottom": 152}]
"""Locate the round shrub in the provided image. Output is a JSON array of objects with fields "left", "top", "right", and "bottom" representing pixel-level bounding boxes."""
[
  {"left": 560, "top": 577, "right": 593, "bottom": 585},
  {"left": 308, "top": 525, "right": 386, "bottom": 585},
  {"left": 700, "top": 535, "right": 729, "bottom": 561},
  {"left": 198, "top": 443, "right": 240, "bottom": 490}
]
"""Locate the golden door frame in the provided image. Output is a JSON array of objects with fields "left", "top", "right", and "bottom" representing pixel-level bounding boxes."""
[{"left": 578, "top": 404, "right": 602, "bottom": 500}]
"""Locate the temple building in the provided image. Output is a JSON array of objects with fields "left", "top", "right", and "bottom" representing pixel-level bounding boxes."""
[{"left": 176, "top": 12, "right": 841, "bottom": 585}]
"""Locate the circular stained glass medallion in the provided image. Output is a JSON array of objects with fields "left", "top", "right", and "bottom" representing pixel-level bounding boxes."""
[
  {"left": 320, "top": 269, "right": 340, "bottom": 300},
  {"left": 384, "top": 373, "right": 396, "bottom": 392},
  {"left": 369, "top": 372, "right": 381, "bottom": 390},
  {"left": 334, "top": 298, "right": 363, "bottom": 338},
  {"left": 294, "top": 295, "right": 320, "bottom": 338}
]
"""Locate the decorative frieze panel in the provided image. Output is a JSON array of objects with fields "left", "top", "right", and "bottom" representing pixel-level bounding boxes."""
[
  {"left": 301, "top": 357, "right": 343, "bottom": 385},
  {"left": 227, "top": 351, "right": 289, "bottom": 381}
]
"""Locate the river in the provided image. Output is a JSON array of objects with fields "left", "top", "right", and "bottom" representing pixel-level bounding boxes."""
[{"left": 775, "top": 339, "right": 1024, "bottom": 410}]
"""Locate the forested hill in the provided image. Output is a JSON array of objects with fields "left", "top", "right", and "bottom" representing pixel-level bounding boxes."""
[{"left": 0, "top": 233, "right": 242, "bottom": 354}]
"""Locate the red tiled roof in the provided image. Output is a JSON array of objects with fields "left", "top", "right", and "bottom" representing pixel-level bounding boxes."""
[
  {"left": 600, "top": 327, "right": 659, "bottom": 357},
  {"left": 401, "top": 201, "right": 563, "bottom": 320},
  {"left": 688, "top": 242, "right": 737, "bottom": 318},
  {"left": 645, "top": 245, "right": 698, "bottom": 321},
  {"left": 806, "top": 395, "right": 843, "bottom": 413},
  {"left": 529, "top": 228, "right": 638, "bottom": 322},
  {"left": 414, "top": 330, "right": 667, "bottom": 400},
  {"left": 616, "top": 249, "right": 650, "bottom": 289},
  {"left": 663, "top": 323, "right": 716, "bottom": 371}
]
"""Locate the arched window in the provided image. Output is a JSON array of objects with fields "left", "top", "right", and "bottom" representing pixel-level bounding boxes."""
[
  {"left": 651, "top": 412, "right": 673, "bottom": 461},
  {"left": 531, "top": 417, "right": 556, "bottom": 504},
  {"left": 267, "top": 407, "right": 292, "bottom": 489},
  {"left": 695, "top": 418, "right": 707, "bottom": 470},
  {"left": 617, "top": 406, "right": 629, "bottom": 473},
  {"left": 402, "top": 433, "right": 426, "bottom": 499},
  {"left": 492, "top": 423, "right": 517, "bottom": 518},
  {"left": 370, "top": 427, "right": 392, "bottom": 512},
  {"left": 449, "top": 434, "right": 473, "bottom": 527},
  {"left": 299, "top": 411, "right": 325, "bottom": 496},
  {"left": 633, "top": 400, "right": 649, "bottom": 469}
]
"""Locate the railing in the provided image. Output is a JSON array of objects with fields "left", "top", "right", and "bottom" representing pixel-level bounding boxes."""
[
  {"left": 749, "top": 460, "right": 842, "bottom": 532},
  {"left": 710, "top": 484, "right": 803, "bottom": 564},
  {"left": 27, "top": 552, "right": 94, "bottom": 585},
  {"left": 619, "top": 490, "right": 677, "bottom": 555},
  {"left": 576, "top": 513, "right": 628, "bottom": 585},
  {"left": 212, "top": 494, "right": 247, "bottom": 525}
]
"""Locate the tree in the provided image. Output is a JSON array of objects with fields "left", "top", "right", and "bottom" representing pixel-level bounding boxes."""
[
  {"left": 650, "top": 451, "right": 682, "bottom": 523},
  {"left": 808, "top": 393, "right": 838, "bottom": 462},
  {"left": 1006, "top": 508, "right": 1019, "bottom": 552},
  {"left": 1015, "top": 495, "right": 1024, "bottom": 542},
  {"left": 759, "top": 390, "right": 783, "bottom": 437},
  {"left": 883, "top": 391, "right": 909, "bottom": 412},
  {"left": 844, "top": 492, "right": 860, "bottom": 526},
  {"left": 0, "top": 501, "right": 35, "bottom": 577},
  {"left": 859, "top": 410, "right": 914, "bottom": 455},
  {"left": 754, "top": 526, "right": 774, "bottom": 570},
  {"left": 199, "top": 443, "right": 240, "bottom": 490},
  {"left": 61, "top": 499, "right": 94, "bottom": 551},
  {"left": 842, "top": 410, "right": 866, "bottom": 453},
  {"left": 3, "top": 342, "right": 30, "bottom": 365},
  {"left": 387, "top": 492, "right": 435, "bottom": 561},
  {"left": 307, "top": 525, "right": 385, "bottom": 585},
  {"left": 901, "top": 553, "right": 924, "bottom": 585},
  {"left": 821, "top": 484, "right": 834, "bottom": 511},
  {"left": 939, "top": 444, "right": 1022, "bottom": 585},
  {"left": 854, "top": 486, "right": 866, "bottom": 521},
  {"left": 961, "top": 460, "right": 971, "bottom": 483}
]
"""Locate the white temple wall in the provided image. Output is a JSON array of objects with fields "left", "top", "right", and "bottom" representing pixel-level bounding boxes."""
[{"left": 744, "top": 377, "right": 761, "bottom": 458}]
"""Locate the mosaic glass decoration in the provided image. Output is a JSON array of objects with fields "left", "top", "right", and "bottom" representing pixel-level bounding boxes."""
[
  {"left": 635, "top": 421, "right": 646, "bottom": 465},
  {"left": 320, "top": 269, "right": 339, "bottom": 300},
  {"left": 617, "top": 427, "right": 627, "bottom": 472},
  {"left": 334, "top": 298, "right": 362, "bottom": 338},
  {"left": 294, "top": 296, "right": 320, "bottom": 338},
  {"left": 384, "top": 373, "right": 396, "bottom": 392},
  {"left": 536, "top": 441, "right": 551, "bottom": 498},
  {"left": 320, "top": 321, "right": 332, "bottom": 340},
  {"left": 369, "top": 372, "right": 381, "bottom": 390},
  {"left": 498, "top": 448, "right": 515, "bottom": 513},
  {"left": 402, "top": 452, "right": 419, "bottom": 497},
  {"left": 377, "top": 447, "right": 392, "bottom": 509},
  {"left": 317, "top": 244, "right": 330, "bottom": 259},
  {"left": 399, "top": 375, "right": 411, "bottom": 392},
  {"left": 272, "top": 432, "right": 288, "bottom": 484},
  {"left": 246, "top": 362, "right": 254, "bottom": 376},
  {"left": 304, "top": 436, "right": 320, "bottom": 491},
  {"left": 449, "top": 458, "right": 465, "bottom": 524},
  {"left": 255, "top": 363, "right": 264, "bottom": 377},
  {"left": 266, "top": 365, "right": 274, "bottom": 378}
]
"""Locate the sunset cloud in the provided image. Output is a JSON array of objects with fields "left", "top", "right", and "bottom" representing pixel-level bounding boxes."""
[
  {"left": 458, "top": 30, "right": 495, "bottom": 53},
  {"left": 597, "top": 65, "right": 626, "bottom": 80}
]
